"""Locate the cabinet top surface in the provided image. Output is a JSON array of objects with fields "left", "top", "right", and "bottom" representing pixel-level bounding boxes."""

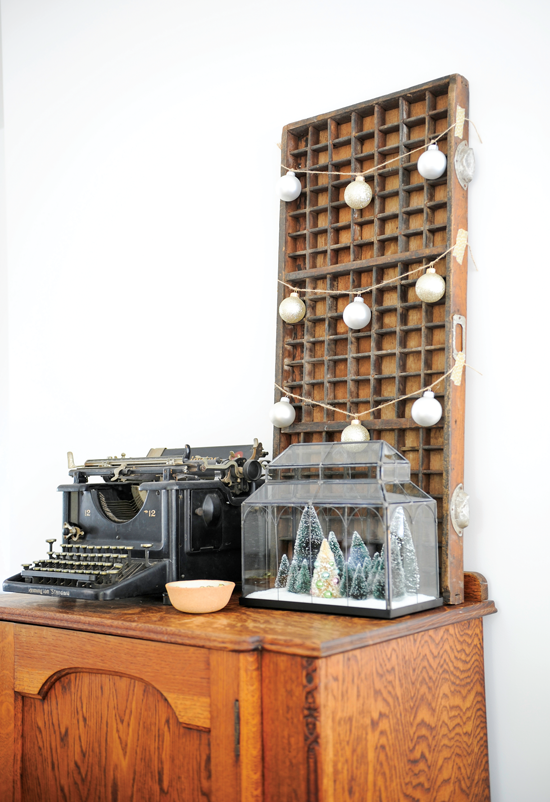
[{"left": 0, "top": 592, "right": 495, "bottom": 657}]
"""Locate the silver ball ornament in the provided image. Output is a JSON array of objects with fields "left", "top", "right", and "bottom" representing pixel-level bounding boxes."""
[
  {"left": 277, "top": 171, "right": 302, "bottom": 202},
  {"left": 341, "top": 419, "right": 370, "bottom": 443},
  {"left": 269, "top": 397, "right": 296, "bottom": 428},
  {"left": 279, "top": 292, "right": 306, "bottom": 324},
  {"left": 411, "top": 390, "right": 443, "bottom": 427},
  {"left": 417, "top": 143, "right": 447, "bottom": 180},
  {"left": 343, "top": 296, "right": 371, "bottom": 330},
  {"left": 344, "top": 175, "right": 373, "bottom": 210},
  {"left": 415, "top": 268, "right": 446, "bottom": 303}
]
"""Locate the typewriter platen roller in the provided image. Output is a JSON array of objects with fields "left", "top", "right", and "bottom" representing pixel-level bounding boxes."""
[{"left": 3, "top": 440, "right": 267, "bottom": 601}]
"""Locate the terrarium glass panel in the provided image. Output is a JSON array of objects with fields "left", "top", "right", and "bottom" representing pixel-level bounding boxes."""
[{"left": 240, "top": 442, "right": 442, "bottom": 619}]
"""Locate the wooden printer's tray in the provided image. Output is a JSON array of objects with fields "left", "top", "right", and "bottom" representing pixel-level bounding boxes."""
[{"left": 274, "top": 74, "right": 470, "bottom": 604}]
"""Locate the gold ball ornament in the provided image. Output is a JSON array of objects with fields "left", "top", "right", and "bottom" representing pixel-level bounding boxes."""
[
  {"left": 415, "top": 268, "right": 446, "bottom": 303},
  {"left": 341, "top": 419, "right": 370, "bottom": 443},
  {"left": 344, "top": 175, "right": 373, "bottom": 210},
  {"left": 279, "top": 292, "right": 306, "bottom": 324}
]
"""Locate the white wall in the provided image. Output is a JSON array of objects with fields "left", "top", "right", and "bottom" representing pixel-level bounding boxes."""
[{"left": 1, "top": 1, "right": 549, "bottom": 799}]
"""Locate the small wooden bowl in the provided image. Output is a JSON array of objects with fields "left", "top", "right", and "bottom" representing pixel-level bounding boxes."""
[{"left": 165, "top": 580, "right": 235, "bottom": 614}]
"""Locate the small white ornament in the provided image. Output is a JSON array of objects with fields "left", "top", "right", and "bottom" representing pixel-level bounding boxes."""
[
  {"left": 344, "top": 175, "right": 373, "bottom": 210},
  {"left": 343, "top": 296, "right": 371, "bottom": 330},
  {"left": 277, "top": 171, "right": 302, "bottom": 202},
  {"left": 411, "top": 391, "right": 443, "bottom": 427},
  {"left": 417, "top": 143, "right": 447, "bottom": 180},
  {"left": 341, "top": 419, "right": 370, "bottom": 443},
  {"left": 269, "top": 397, "right": 296, "bottom": 428},
  {"left": 415, "top": 268, "right": 446, "bottom": 303},
  {"left": 279, "top": 292, "right": 306, "bottom": 324}
]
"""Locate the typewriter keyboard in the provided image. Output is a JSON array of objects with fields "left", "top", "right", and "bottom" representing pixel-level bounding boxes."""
[{"left": 20, "top": 542, "right": 151, "bottom": 588}]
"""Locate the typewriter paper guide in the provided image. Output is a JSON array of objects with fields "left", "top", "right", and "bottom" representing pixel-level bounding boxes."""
[{"left": 3, "top": 441, "right": 266, "bottom": 601}]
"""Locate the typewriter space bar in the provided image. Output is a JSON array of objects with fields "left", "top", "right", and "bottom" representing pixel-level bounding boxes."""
[{"left": 21, "top": 569, "right": 99, "bottom": 582}]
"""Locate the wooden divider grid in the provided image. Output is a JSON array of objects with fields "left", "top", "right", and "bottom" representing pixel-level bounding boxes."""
[{"left": 274, "top": 75, "right": 470, "bottom": 603}]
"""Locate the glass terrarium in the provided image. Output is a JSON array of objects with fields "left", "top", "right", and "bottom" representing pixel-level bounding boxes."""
[{"left": 240, "top": 441, "right": 442, "bottom": 619}]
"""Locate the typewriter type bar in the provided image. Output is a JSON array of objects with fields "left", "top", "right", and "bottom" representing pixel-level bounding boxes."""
[{"left": 4, "top": 440, "right": 266, "bottom": 601}]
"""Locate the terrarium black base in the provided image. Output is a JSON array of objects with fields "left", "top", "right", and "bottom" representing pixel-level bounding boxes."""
[{"left": 239, "top": 595, "right": 444, "bottom": 619}]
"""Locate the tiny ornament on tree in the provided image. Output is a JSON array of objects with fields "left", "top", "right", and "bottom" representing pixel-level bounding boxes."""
[
  {"left": 341, "top": 419, "right": 370, "bottom": 443},
  {"left": 344, "top": 175, "right": 373, "bottom": 210},
  {"left": 343, "top": 296, "right": 371, "bottom": 330},
  {"left": 269, "top": 397, "right": 296, "bottom": 428},
  {"left": 415, "top": 268, "right": 445, "bottom": 303},
  {"left": 417, "top": 142, "right": 447, "bottom": 180},
  {"left": 277, "top": 170, "right": 302, "bottom": 202},
  {"left": 411, "top": 390, "right": 442, "bottom": 427},
  {"left": 279, "top": 292, "right": 306, "bottom": 324}
]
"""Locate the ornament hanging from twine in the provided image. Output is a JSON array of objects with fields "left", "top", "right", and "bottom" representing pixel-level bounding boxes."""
[
  {"left": 341, "top": 419, "right": 370, "bottom": 443},
  {"left": 279, "top": 292, "right": 306, "bottom": 324},
  {"left": 411, "top": 391, "right": 443, "bottom": 427},
  {"left": 269, "top": 397, "right": 296, "bottom": 428},
  {"left": 344, "top": 176, "right": 373, "bottom": 210},
  {"left": 417, "top": 142, "right": 447, "bottom": 180},
  {"left": 343, "top": 296, "right": 372, "bottom": 330},
  {"left": 277, "top": 171, "right": 302, "bottom": 202},
  {"left": 415, "top": 268, "right": 446, "bottom": 303}
]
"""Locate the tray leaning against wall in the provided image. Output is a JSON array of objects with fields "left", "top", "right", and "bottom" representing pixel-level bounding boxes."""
[{"left": 274, "top": 74, "right": 471, "bottom": 604}]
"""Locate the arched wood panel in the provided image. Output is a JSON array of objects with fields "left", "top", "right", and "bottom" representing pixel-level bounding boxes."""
[{"left": 20, "top": 671, "right": 211, "bottom": 802}]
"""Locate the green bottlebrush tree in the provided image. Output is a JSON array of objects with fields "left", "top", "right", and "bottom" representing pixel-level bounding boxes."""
[
  {"left": 293, "top": 504, "right": 325, "bottom": 575},
  {"left": 328, "top": 531, "right": 345, "bottom": 577},
  {"left": 275, "top": 554, "right": 290, "bottom": 589},
  {"left": 311, "top": 539, "right": 340, "bottom": 599},
  {"left": 350, "top": 565, "right": 369, "bottom": 600},
  {"left": 389, "top": 529, "right": 406, "bottom": 599},
  {"left": 340, "top": 562, "right": 352, "bottom": 598},
  {"left": 287, "top": 557, "right": 301, "bottom": 593},
  {"left": 365, "top": 551, "right": 381, "bottom": 597},
  {"left": 348, "top": 531, "right": 370, "bottom": 573},
  {"left": 372, "top": 549, "right": 386, "bottom": 600},
  {"left": 295, "top": 560, "right": 312, "bottom": 595},
  {"left": 362, "top": 549, "right": 373, "bottom": 583},
  {"left": 391, "top": 507, "right": 420, "bottom": 594}
]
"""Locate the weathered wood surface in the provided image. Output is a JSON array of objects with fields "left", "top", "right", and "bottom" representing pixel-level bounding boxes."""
[
  {"left": 0, "top": 588, "right": 495, "bottom": 658},
  {"left": 274, "top": 74, "right": 471, "bottom": 606},
  {"left": 441, "top": 73, "right": 470, "bottom": 606}
]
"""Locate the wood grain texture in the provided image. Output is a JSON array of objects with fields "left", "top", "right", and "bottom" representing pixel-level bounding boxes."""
[
  {"left": 14, "top": 624, "right": 210, "bottom": 729},
  {"left": 464, "top": 572, "right": 489, "bottom": 602},
  {"left": 0, "top": 593, "right": 496, "bottom": 658},
  {"left": 442, "top": 73, "right": 470, "bottom": 606},
  {"left": 20, "top": 671, "right": 211, "bottom": 802},
  {"left": 209, "top": 651, "right": 263, "bottom": 802},
  {"left": 0, "top": 622, "right": 16, "bottom": 802},
  {"left": 238, "top": 652, "right": 263, "bottom": 802},
  {"left": 262, "top": 653, "right": 313, "bottom": 802},
  {"left": 319, "top": 619, "right": 490, "bottom": 802}
]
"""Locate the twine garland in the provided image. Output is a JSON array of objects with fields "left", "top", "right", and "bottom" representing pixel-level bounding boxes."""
[
  {"left": 274, "top": 355, "right": 480, "bottom": 423},
  {"left": 281, "top": 118, "right": 482, "bottom": 180},
  {"left": 279, "top": 233, "right": 476, "bottom": 300}
]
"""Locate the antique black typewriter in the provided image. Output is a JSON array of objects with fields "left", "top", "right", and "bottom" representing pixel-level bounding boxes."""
[{"left": 3, "top": 440, "right": 266, "bottom": 601}]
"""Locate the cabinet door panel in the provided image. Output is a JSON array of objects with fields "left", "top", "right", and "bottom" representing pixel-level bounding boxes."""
[{"left": 21, "top": 671, "right": 211, "bottom": 802}]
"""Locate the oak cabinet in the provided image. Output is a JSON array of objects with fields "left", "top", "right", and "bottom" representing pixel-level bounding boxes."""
[{"left": 0, "top": 579, "right": 494, "bottom": 801}]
